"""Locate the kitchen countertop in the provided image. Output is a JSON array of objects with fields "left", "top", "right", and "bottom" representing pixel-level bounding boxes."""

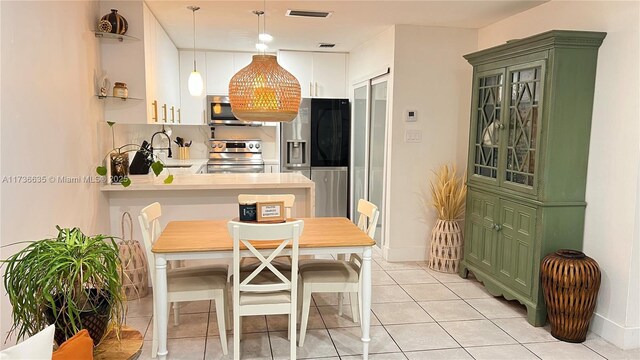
[
  {"left": 155, "top": 158, "right": 209, "bottom": 175},
  {"left": 101, "top": 172, "right": 314, "bottom": 191}
]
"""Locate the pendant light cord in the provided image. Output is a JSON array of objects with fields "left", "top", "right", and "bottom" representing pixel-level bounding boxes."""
[{"left": 192, "top": 7, "right": 197, "bottom": 71}]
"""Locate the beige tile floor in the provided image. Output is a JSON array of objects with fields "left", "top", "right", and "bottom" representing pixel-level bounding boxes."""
[{"left": 126, "top": 253, "right": 639, "bottom": 360}]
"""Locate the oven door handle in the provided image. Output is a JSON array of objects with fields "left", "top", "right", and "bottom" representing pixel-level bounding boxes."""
[{"left": 207, "top": 164, "right": 265, "bottom": 173}]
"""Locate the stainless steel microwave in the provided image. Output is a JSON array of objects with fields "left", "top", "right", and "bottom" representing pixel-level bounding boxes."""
[{"left": 206, "top": 95, "right": 262, "bottom": 126}]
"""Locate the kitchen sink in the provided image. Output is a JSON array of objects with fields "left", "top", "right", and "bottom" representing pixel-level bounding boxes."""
[{"left": 163, "top": 165, "right": 192, "bottom": 168}]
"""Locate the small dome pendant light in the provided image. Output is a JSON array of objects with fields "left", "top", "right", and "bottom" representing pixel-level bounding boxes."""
[
  {"left": 187, "top": 6, "right": 203, "bottom": 96},
  {"left": 228, "top": 7, "right": 301, "bottom": 122}
]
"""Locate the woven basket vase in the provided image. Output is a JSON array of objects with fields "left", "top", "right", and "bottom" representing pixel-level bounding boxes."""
[
  {"left": 428, "top": 219, "right": 463, "bottom": 273},
  {"left": 118, "top": 212, "right": 149, "bottom": 300},
  {"left": 541, "top": 249, "right": 601, "bottom": 343}
]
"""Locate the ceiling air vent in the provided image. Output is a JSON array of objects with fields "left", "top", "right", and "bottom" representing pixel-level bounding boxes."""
[
  {"left": 286, "top": 9, "right": 333, "bottom": 18},
  {"left": 318, "top": 43, "right": 336, "bottom": 48}
]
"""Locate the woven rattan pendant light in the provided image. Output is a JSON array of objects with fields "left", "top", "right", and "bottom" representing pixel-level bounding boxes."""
[{"left": 228, "top": 9, "right": 301, "bottom": 122}]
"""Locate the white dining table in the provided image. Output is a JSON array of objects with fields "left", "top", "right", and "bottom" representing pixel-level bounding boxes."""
[{"left": 151, "top": 217, "right": 376, "bottom": 359}]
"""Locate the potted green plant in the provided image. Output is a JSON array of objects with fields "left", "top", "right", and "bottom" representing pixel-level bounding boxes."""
[
  {"left": 427, "top": 164, "right": 467, "bottom": 273},
  {"left": 96, "top": 121, "right": 173, "bottom": 187},
  {"left": 1, "top": 226, "right": 126, "bottom": 346}
]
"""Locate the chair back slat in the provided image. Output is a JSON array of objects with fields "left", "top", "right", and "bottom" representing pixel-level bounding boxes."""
[
  {"left": 238, "top": 194, "right": 295, "bottom": 218},
  {"left": 356, "top": 199, "right": 380, "bottom": 239},
  {"left": 228, "top": 220, "right": 303, "bottom": 299},
  {"left": 138, "top": 202, "right": 162, "bottom": 288},
  {"left": 240, "top": 239, "right": 291, "bottom": 286}
]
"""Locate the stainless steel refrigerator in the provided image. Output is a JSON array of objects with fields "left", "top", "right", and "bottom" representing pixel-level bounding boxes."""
[{"left": 281, "top": 98, "right": 350, "bottom": 217}]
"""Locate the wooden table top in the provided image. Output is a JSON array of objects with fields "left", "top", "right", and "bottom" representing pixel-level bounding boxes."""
[{"left": 152, "top": 217, "right": 375, "bottom": 253}]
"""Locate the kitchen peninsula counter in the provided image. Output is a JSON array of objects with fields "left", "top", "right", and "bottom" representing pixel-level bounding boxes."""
[
  {"left": 103, "top": 173, "right": 315, "bottom": 241},
  {"left": 100, "top": 172, "right": 314, "bottom": 192}
]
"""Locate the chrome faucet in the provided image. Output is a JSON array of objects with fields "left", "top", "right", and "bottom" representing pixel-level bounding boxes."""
[{"left": 150, "top": 127, "right": 172, "bottom": 158}]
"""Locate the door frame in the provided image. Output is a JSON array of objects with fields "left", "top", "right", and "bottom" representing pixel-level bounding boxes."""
[{"left": 350, "top": 74, "right": 390, "bottom": 249}]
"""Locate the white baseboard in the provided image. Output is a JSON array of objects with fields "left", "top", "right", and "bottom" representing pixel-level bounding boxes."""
[
  {"left": 590, "top": 312, "right": 640, "bottom": 350},
  {"left": 382, "top": 245, "right": 428, "bottom": 262}
]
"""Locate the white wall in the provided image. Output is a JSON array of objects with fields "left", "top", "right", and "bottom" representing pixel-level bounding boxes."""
[
  {"left": 0, "top": 1, "right": 109, "bottom": 347},
  {"left": 348, "top": 27, "right": 395, "bottom": 85},
  {"left": 477, "top": 0, "right": 640, "bottom": 349},
  {"left": 385, "top": 25, "right": 476, "bottom": 261}
]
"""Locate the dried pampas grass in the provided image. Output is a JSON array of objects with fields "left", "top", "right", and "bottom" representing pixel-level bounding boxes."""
[{"left": 429, "top": 165, "right": 467, "bottom": 221}]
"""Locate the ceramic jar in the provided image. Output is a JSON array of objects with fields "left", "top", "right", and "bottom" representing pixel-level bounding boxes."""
[
  {"left": 101, "top": 9, "right": 128, "bottom": 35},
  {"left": 113, "top": 82, "right": 128, "bottom": 98}
]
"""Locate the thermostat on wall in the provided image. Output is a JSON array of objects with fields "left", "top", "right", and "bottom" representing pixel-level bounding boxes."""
[{"left": 406, "top": 110, "right": 417, "bottom": 122}]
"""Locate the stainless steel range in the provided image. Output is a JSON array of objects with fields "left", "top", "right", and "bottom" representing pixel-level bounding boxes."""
[{"left": 207, "top": 139, "right": 265, "bottom": 173}]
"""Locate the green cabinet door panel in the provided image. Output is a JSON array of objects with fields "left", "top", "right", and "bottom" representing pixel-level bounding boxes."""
[
  {"left": 499, "top": 199, "right": 537, "bottom": 296},
  {"left": 461, "top": 30, "right": 605, "bottom": 326},
  {"left": 465, "top": 190, "right": 498, "bottom": 273}
]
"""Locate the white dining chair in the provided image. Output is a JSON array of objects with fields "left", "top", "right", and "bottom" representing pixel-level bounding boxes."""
[
  {"left": 297, "top": 199, "right": 379, "bottom": 346},
  {"left": 237, "top": 194, "right": 296, "bottom": 272},
  {"left": 139, "top": 202, "right": 230, "bottom": 357},
  {"left": 228, "top": 220, "right": 304, "bottom": 360}
]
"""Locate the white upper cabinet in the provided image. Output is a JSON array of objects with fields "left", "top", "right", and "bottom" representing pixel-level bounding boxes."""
[
  {"left": 99, "top": 2, "right": 180, "bottom": 124},
  {"left": 278, "top": 51, "right": 313, "bottom": 97},
  {"left": 153, "top": 19, "right": 180, "bottom": 124},
  {"left": 312, "top": 52, "right": 347, "bottom": 98},
  {"left": 233, "top": 52, "right": 253, "bottom": 73},
  {"left": 202, "top": 51, "right": 253, "bottom": 96},
  {"left": 205, "top": 52, "right": 234, "bottom": 95},
  {"left": 278, "top": 51, "right": 347, "bottom": 98},
  {"left": 179, "top": 51, "right": 207, "bottom": 125}
]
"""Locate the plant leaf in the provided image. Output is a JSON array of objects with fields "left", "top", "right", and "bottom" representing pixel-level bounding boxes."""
[
  {"left": 151, "top": 161, "right": 164, "bottom": 176},
  {"left": 163, "top": 174, "right": 174, "bottom": 184},
  {"left": 96, "top": 166, "right": 107, "bottom": 176},
  {"left": 121, "top": 177, "right": 131, "bottom": 187},
  {"left": 107, "top": 121, "right": 115, "bottom": 127}
]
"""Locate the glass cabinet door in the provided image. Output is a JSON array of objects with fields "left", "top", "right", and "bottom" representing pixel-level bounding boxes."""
[
  {"left": 502, "top": 61, "right": 545, "bottom": 193},
  {"left": 470, "top": 69, "right": 505, "bottom": 183}
]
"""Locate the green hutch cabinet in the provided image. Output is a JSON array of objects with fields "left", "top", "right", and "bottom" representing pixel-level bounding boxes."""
[{"left": 459, "top": 30, "right": 606, "bottom": 326}]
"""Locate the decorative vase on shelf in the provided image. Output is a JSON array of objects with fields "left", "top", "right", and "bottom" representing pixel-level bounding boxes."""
[
  {"left": 100, "top": 9, "right": 128, "bottom": 35},
  {"left": 428, "top": 219, "right": 463, "bottom": 273},
  {"left": 541, "top": 249, "right": 601, "bottom": 343},
  {"left": 109, "top": 152, "right": 129, "bottom": 184}
]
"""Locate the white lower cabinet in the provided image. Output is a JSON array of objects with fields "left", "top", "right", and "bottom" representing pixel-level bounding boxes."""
[{"left": 265, "top": 164, "right": 280, "bottom": 173}]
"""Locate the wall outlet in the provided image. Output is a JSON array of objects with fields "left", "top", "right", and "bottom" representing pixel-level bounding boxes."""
[{"left": 405, "top": 130, "right": 422, "bottom": 143}]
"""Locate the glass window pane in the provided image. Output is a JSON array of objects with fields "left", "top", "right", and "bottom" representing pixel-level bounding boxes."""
[
  {"left": 506, "top": 67, "right": 541, "bottom": 187},
  {"left": 473, "top": 73, "right": 503, "bottom": 179},
  {"left": 352, "top": 85, "right": 367, "bottom": 221},
  {"left": 368, "top": 81, "right": 387, "bottom": 246}
]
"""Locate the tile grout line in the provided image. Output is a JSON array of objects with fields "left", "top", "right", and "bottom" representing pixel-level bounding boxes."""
[
  {"left": 377, "top": 267, "right": 466, "bottom": 358},
  {"left": 439, "top": 277, "right": 544, "bottom": 359}
]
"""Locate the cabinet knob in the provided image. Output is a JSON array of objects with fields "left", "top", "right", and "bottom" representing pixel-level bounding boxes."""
[
  {"left": 493, "top": 224, "right": 503, "bottom": 231},
  {"left": 496, "top": 122, "right": 505, "bottom": 130}
]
